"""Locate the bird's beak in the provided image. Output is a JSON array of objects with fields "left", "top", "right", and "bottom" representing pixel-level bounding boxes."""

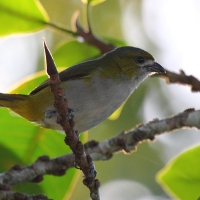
[{"left": 149, "top": 62, "right": 165, "bottom": 73}]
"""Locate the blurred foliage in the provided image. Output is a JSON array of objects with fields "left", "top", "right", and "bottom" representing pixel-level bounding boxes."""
[
  {"left": 0, "top": 0, "right": 48, "bottom": 36},
  {"left": 157, "top": 145, "right": 200, "bottom": 200},
  {"left": 82, "top": 0, "right": 106, "bottom": 6},
  {"left": 53, "top": 39, "right": 100, "bottom": 68},
  {"left": 1, "top": 0, "right": 198, "bottom": 200}
]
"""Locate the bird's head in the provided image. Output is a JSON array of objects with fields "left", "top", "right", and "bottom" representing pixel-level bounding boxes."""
[{"left": 103, "top": 46, "right": 165, "bottom": 80}]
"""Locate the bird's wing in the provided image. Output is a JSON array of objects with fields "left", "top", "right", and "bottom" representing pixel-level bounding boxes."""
[{"left": 30, "top": 60, "right": 98, "bottom": 95}]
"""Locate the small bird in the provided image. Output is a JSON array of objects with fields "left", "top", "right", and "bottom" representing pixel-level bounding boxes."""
[{"left": 0, "top": 46, "right": 165, "bottom": 133}]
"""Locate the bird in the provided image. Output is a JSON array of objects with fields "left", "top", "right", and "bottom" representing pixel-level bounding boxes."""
[{"left": 0, "top": 46, "right": 165, "bottom": 133}]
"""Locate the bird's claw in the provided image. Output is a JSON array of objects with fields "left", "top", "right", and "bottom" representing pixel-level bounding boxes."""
[
  {"left": 74, "top": 162, "right": 80, "bottom": 169},
  {"left": 66, "top": 108, "right": 75, "bottom": 120},
  {"left": 45, "top": 108, "right": 75, "bottom": 124}
]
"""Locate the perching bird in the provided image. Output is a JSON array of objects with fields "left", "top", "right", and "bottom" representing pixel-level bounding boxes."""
[{"left": 0, "top": 46, "right": 165, "bottom": 133}]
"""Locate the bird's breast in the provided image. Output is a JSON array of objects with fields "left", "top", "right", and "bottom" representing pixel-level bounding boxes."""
[{"left": 40, "top": 71, "right": 147, "bottom": 133}]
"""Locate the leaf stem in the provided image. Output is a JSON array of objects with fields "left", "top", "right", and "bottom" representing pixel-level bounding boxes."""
[
  {"left": 87, "top": 0, "right": 92, "bottom": 33},
  {"left": 46, "top": 22, "right": 78, "bottom": 36}
]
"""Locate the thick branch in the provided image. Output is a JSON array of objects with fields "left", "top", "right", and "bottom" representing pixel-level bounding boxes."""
[
  {"left": 44, "top": 41, "right": 100, "bottom": 200},
  {"left": 0, "top": 109, "right": 199, "bottom": 186},
  {"left": 87, "top": 108, "right": 200, "bottom": 158}
]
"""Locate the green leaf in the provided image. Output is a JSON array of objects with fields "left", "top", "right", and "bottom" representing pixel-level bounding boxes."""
[
  {"left": 0, "top": 0, "right": 49, "bottom": 36},
  {"left": 53, "top": 39, "right": 100, "bottom": 68},
  {"left": 157, "top": 145, "right": 200, "bottom": 200},
  {"left": 82, "top": 0, "right": 106, "bottom": 6},
  {"left": 102, "top": 37, "right": 127, "bottom": 47},
  {"left": 0, "top": 72, "right": 87, "bottom": 199},
  {"left": 9, "top": 71, "right": 47, "bottom": 94}
]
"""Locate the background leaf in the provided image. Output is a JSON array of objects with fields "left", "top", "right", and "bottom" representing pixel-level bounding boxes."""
[
  {"left": 53, "top": 40, "right": 100, "bottom": 68},
  {"left": 0, "top": 0, "right": 49, "bottom": 36},
  {"left": 82, "top": 0, "right": 106, "bottom": 6},
  {"left": 157, "top": 145, "right": 200, "bottom": 200}
]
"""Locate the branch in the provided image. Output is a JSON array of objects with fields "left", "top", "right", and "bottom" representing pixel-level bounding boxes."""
[
  {"left": 0, "top": 183, "right": 49, "bottom": 200},
  {"left": 73, "top": 13, "right": 115, "bottom": 54},
  {"left": 43, "top": 41, "right": 100, "bottom": 200},
  {"left": 1, "top": 109, "right": 199, "bottom": 186},
  {"left": 0, "top": 155, "right": 73, "bottom": 185},
  {"left": 87, "top": 108, "right": 200, "bottom": 157},
  {"left": 155, "top": 69, "right": 200, "bottom": 92}
]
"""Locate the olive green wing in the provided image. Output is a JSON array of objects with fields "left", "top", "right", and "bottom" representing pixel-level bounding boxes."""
[{"left": 29, "top": 60, "right": 98, "bottom": 95}]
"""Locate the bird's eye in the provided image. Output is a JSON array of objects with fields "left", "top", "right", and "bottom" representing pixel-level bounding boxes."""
[{"left": 134, "top": 56, "right": 145, "bottom": 64}]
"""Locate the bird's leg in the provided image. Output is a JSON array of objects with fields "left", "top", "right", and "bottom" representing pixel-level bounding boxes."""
[
  {"left": 67, "top": 108, "right": 75, "bottom": 120},
  {"left": 45, "top": 109, "right": 57, "bottom": 119},
  {"left": 45, "top": 108, "right": 75, "bottom": 122}
]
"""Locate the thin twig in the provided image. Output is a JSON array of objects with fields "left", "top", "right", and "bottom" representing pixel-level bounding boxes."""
[
  {"left": 155, "top": 69, "right": 200, "bottom": 92},
  {"left": 74, "top": 13, "right": 115, "bottom": 54},
  {"left": 86, "top": 0, "right": 92, "bottom": 33},
  {"left": 46, "top": 22, "right": 78, "bottom": 36}
]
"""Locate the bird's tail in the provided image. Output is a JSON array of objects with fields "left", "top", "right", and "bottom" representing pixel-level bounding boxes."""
[{"left": 0, "top": 93, "right": 31, "bottom": 120}]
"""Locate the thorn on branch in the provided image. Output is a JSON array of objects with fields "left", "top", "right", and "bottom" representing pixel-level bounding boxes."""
[{"left": 43, "top": 40, "right": 58, "bottom": 76}]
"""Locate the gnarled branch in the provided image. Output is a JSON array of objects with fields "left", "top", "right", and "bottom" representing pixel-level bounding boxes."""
[{"left": 0, "top": 109, "right": 199, "bottom": 187}]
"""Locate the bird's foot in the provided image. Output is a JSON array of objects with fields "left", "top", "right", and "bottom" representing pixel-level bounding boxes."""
[
  {"left": 66, "top": 108, "right": 75, "bottom": 120},
  {"left": 45, "top": 108, "right": 75, "bottom": 123},
  {"left": 45, "top": 109, "right": 57, "bottom": 119}
]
